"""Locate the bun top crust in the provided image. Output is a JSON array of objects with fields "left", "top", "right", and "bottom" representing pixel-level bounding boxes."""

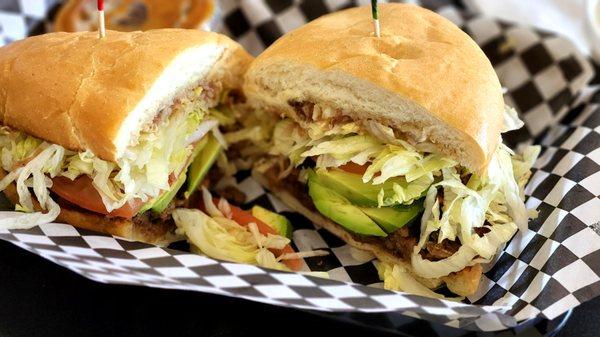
[
  {"left": 244, "top": 4, "right": 504, "bottom": 171},
  {"left": 0, "top": 29, "right": 251, "bottom": 162}
]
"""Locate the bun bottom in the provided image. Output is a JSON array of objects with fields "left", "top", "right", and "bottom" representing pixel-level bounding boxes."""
[
  {"left": 1, "top": 170, "right": 179, "bottom": 246},
  {"left": 252, "top": 170, "right": 482, "bottom": 296}
]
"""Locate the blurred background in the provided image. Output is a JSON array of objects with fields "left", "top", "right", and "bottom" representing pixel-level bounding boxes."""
[
  {"left": 0, "top": 0, "right": 598, "bottom": 61},
  {"left": 466, "top": 0, "right": 600, "bottom": 62}
]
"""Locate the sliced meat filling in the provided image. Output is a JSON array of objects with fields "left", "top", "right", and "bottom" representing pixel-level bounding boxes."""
[
  {"left": 287, "top": 100, "right": 353, "bottom": 125},
  {"left": 147, "top": 80, "right": 222, "bottom": 134},
  {"left": 198, "top": 81, "right": 223, "bottom": 106},
  {"left": 132, "top": 197, "right": 183, "bottom": 228},
  {"left": 288, "top": 100, "right": 315, "bottom": 121},
  {"left": 421, "top": 232, "right": 461, "bottom": 261},
  {"left": 376, "top": 226, "right": 417, "bottom": 260}
]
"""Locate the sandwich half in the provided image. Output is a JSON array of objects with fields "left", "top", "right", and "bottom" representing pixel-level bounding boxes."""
[
  {"left": 243, "top": 4, "right": 539, "bottom": 296},
  {"left": 0, "top": 29, "right": 252, "bottom": 245}
]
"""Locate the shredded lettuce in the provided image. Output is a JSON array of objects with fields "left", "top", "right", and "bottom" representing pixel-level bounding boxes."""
[
  {"left": 110, "top": 107, "right": 209, "bottom": 211},
  {"left": 173, "top": 207, "right": 292, "bottom": 269},
  {"left": 503, "top": 105, "right": 525, "bottom": 133},
  {"left": 173, "top": 188, "right": 329, "bottom": 271},
  {"left": 270, "top": 118, "right": 439, "bottom": 182},
  {"left": 270, "top": 120, "right": 311, "bottom": 165},
  {"left": 375, "top": 261, "right": 463, "bottom": 300},
  {"left": 411, "top": 144, "right": 537, "bottom": 279},
  {"left": 224, "top": 126, "right": 264, "bottom": 145},
  {"left": 0, "top": 92, "right": 223, "bottom": 229},
  {"left": 512, "top": 145, "right": 541, "bottom": 193},
  {"left": 209, "top": 107, "right": 236, "bottom": 126},
  {"left": 230, "top": 101, "right": 278, "bottom": 150},
  {"left": 0, "top": 144, "right": 63, "bottom": 229},
  {"left": 377, "top": 174, "right": 432, "bottom": 207},
  {"left": 172, "top": 188, "right": 292, "bottom": 270},
  {"left": 301, "top": 135, "right": 384, "bottom": 167},
  {"left": 269, "top": 120, "right": 456, "bottom": 207}
]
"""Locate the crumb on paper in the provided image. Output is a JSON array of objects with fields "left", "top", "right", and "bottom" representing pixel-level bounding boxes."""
[{"left": 498, "top": 36, "right": 516, "bottom": 54}]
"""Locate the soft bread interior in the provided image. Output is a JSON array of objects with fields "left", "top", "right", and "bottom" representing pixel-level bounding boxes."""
[
  {"left": 114, "top": 44, "right": 224, "bottom": 159},
  {"left": 245, "top": 61, "right": 486, "bottom": 172}
]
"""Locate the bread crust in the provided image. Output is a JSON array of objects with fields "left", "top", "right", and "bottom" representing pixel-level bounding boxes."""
[
  {"left": 244, "top": 4, "right": 504, "bottom": 171},
  {"left": 252, "top": 170, "right": 482, "bottom": 296},
  {"left": 0, "top": 29, "right": 252, "bottom": 162}
]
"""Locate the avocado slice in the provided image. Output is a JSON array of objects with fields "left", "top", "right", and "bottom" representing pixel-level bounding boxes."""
[
  {"left": 310, "top": 168, "right": 393, "bottom": 207},
  {"left": 311, "top": 168, "right": 429, "bottom": 208},
  {"left": 360, "top": 202, "right": 422, "bottom": 233},
  {"left": 251, "top": 205, "right": 293, "bottom": 239},
  {"left": 307, "top": 172, "right": 387, "bottom": 237},
  {"left": 149, "top": 170, "right": 188, "bottom": 213},
  {"left": 138, "top": 135, "right": 220, "bottom": 214},
  {"left": 185, "top": 134, "right": 222, "bottom": 196}
]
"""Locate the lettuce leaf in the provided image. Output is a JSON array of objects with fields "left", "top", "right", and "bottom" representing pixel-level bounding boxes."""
[
  {"left": 503, "top": 105, "right": 525, "bottom": 133},
  {"left": 0, "top": 97, "right": 213, "bottom": 217},
  {"left": 376, "top": 261, "right": 462, "bottom": 300},
  {"left": 172, "top": 206, "right": 292, "bottom": 271},
  {"left": 0, "top": 144, "right": 64, "bottom": 229},
  {"left": 377, "top": 174, "right": 432, "bottom": 207}
]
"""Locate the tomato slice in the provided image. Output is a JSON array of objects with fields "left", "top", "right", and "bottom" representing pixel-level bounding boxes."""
[
  {"left": 199, "top": 197, "right": 302, "bottom": 271},
  {"left": 339, "top": 162, "right": 369, "bottom": 175},
  {"left": 51, "top": 176, "right": 143, "bottom": 219}
]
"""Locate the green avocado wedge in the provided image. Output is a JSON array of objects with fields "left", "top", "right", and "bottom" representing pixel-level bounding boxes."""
[
  {"left": 307, "top": 171, "right": 387, "bottom": 237},
  {"left": 251, "top": 205, "right": 293, "bottom": 239},
  {"left": 311, "top": 168, "right": 398, "bottom": 207},
  {"left": 138, "top": 134, "right": 221, "bottom": 214},
  {"left": 150, "top": 170, "right": 187, "bottom": 213},
  {"left": 185, "top": 134, "right": 222, "bottom": 196},
  {"left": 360, "top": 202, "right": 423, "bottom": 233},
  {"left": 138, "top": 168, "right": 188, "bottom": 214}
]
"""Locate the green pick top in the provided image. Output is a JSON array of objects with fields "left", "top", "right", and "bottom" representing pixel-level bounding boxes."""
[{"left": 371, "top": 0, "right": 379, "bottom": 20}]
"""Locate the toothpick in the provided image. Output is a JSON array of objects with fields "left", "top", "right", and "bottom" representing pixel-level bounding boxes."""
[
  {"left": 97, "top": 0, "right": 106, "bottom": 38},
  {"left": 371, "top": 0, "right": 380, "bottom": 37}
]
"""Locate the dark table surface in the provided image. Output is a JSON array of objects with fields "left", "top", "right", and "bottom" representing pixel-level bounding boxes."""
[{"left": 0, "top": 239, "right": 598, "bottom": 337}]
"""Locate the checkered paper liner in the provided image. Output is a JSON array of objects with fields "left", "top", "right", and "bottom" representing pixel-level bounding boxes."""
[{"left": 0, "top": 0, "right": 598, "bottom": 333}]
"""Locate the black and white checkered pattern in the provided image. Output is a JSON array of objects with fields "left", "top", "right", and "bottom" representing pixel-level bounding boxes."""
[
  {"left": 0, "top": 0, "right": 598, "bottom": 333},
  {"left": 0, "top": 0, "right": 59, "bottom": 45},
  {"left": 0, "top": 222, "right": 511, "bottom": 330},
  {"left": 219, "top": 0, "right": 464, "bottom": 56}
]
